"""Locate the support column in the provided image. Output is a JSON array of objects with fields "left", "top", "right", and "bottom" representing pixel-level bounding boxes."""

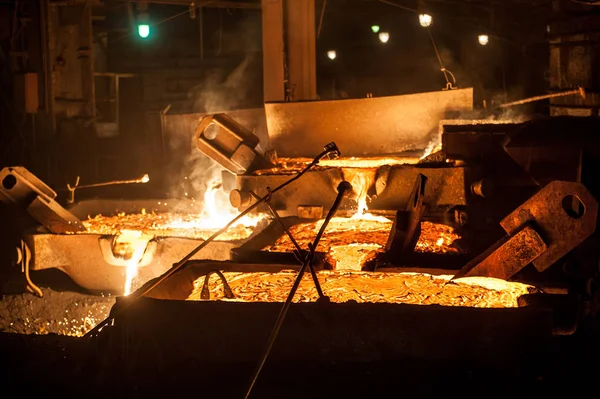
[
  {"left": 284, "top": 0, "right": 316, "bottom": 101},
  {"left": 261, "top": 0, "right": 285, "bottom": 102}
]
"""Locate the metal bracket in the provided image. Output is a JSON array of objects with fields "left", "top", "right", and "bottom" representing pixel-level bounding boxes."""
[
  {"left": 385, "top": 173, "right": 428, "bottom": 256},
  {"left": 195, "top": 113, "right": 273, "bottom": 174},
  {"left": 1, "top": 166, "right": 85, "bottom": 233},
  {"left": 200, "top": 270, "right": 235, "bottom": 300},
  {"left": 453, "top": 181, "right": 598, "bottom": 280},
  {"left": 16, "top": 240, "right": 43, "bottom": 297}
]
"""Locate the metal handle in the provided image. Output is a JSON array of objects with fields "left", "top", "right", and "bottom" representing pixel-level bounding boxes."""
[{"left": 200, "top": 270, "right": 235, "bottom": 300}]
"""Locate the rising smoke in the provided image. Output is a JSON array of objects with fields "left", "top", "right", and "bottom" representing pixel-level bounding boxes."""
[{"left": 167, "top": 52, "right": 261, "bottom": 205}]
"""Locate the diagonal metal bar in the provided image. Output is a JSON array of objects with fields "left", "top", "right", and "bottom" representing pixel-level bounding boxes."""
[
  {"left": 84, "top": 142, "right": 341, "bottom": 339},
  {"left": 249, "top": 190, "right": 325, "bottom": 299},
  {"left": 243, "top": 181, "right": 353, "bottom": 399}
]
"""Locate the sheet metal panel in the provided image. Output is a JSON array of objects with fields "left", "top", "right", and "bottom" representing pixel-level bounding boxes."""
[{"left": 265, "top": 88, "right": 473, "bottom": 157}]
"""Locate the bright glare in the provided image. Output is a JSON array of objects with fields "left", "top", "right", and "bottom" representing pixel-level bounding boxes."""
[
  {"left": 138, "top": 24, "right": 150, "bottom": 38},
  {"left": 140, "top": 174, "right": 150, "bottom": 183},
  {"left": 118, "top": 230, "right": 152, "bottom": 296},
  {"left": 478, "top": 34, "right": 489, "bottom": 45},
  {"left": 419, "top": 14, "right": 433, "bottom": 27},
  {"left": 378, "top": 32, "right": 390, "bottom": 43},
  {"left": 166, "top": 176, "right": 265, "bottom": 231},
  {"left": 327, "top": 50, "right": 337, "bottom": 60},
  {"left": 371, "top": 25, "right": 380, "bottom": 33}
]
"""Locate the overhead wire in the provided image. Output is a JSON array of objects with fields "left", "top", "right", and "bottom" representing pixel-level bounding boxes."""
[
  {"left": 376, "top": 0, "right": 457, "bottom": 88},
  {"left": 426, "top": 27, "right": 456, "bottom": 89},
  {"left": 108, "top": 0, "right": 218, "bottom": 44},
  {"left": 317, "top": 0, "right": 327, "bottom": 38},
  {"left": 375, "top": 0, "right": 418, "bottom": 13}
]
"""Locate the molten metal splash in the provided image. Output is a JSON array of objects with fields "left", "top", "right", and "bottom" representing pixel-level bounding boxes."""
[
  {"left": 420, "top": 141, "right": 442, "bottom": 160},
  {"left": 80, "top": 176, "right": 267, "bottom": 294},
  {"left": 342, "top": 168, "right": 376, "bottom": 217},
  {"left": 165, "top": 176, "right": 265, "bottom": 231}
]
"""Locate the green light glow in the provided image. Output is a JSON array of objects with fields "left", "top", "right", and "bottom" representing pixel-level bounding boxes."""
[
  {"left": 371, "top": 25, "right": 380, "bottom": 33},
  {"left": 138, "top": 24, "right": 150, "bottom": 38}
]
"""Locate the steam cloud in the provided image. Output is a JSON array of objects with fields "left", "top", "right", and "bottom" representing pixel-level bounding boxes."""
[{"left": 166, "top": 53, "right": 259, "bottom": 205}]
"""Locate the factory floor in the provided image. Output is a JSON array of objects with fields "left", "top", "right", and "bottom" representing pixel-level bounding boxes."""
[{"left": 0, "top": 326, "right": 598, "bottom": 398}]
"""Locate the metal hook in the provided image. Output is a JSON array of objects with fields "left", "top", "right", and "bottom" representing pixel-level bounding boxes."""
[{"left": 200, "top": 270, "right": 235, "bottom": 300}]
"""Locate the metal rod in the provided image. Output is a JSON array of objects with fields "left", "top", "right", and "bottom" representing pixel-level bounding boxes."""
[
  {"left": 497, "top": 87, "right": 585, "bottom": 108},
  {"left": 84, "top": 143, "right": 341, "bottom": 339},
  {"left": 66, "top": 174, "right": 150, "bottom": 204},
  {"left": 243, "top": 180, "right": 352, "bottom": 399},
  {"left": 250, "top": 191, "right": 325, "bottom": 299},
  {"left": 73, "top": 174, "right": 150, "bottom": 190}
]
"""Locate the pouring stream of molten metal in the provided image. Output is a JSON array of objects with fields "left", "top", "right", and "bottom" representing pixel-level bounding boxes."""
[{"left": 84, "top": 176, "right": 266, "bottom": 295}]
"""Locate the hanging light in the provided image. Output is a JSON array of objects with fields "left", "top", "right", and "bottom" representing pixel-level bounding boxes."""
[
  {"left": 478, "top": 34, "right": 489, "bottom": 46},
  {"left": 327, "top": 50, "right": 337, "bottom": 60},
  {"left": 137, "top": 1, "right": 150, "bottom": 39},
  {"left": 418, "top": 14, "right": 432, "bottom": 27},
  {"left": 371, "top": 25, "right": 380, "bottom": 33},
  {"left": 138, "top": 23, "right": 150, "bottom": 38},
  {"left": 378, "top": 32, "right": 390, "bottom": 43}
]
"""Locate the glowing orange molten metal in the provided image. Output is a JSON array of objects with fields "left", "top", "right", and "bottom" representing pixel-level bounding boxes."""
[
  {"left": 80, "top": 176, "right": 268, "bottom": 294},
  {"left": 265, "top": 217, "right": 462, "bottom": 270},
  {"left": 188, "top": 270, "right": 536, "bottom": 308}
]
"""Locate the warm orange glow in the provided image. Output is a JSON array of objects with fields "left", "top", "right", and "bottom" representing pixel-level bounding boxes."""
[
  {"left": 81, "top": 177, "right": 267, "bottom": 242},
  {"left": 188, "top": 270, "right": 535, "bottom": 308},
  {"left": 254, "top": 156, "right": 420, "bottom": 175},
  {"left": 342, "top": 167, "right": 376, "bottom": 216},
  {"left": 265, "top": 216, "right": 462, "bottom": 270},
  {"left": 113, "top": 229, "right": 153, "bottom": 295},
  {"left": 79, "top": 177, "right": 268, "bottom": 294}
]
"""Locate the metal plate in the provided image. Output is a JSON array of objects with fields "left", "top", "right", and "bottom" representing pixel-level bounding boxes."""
[
  {"left": 500, "top": 181, "right": 598, "bottom": 272},
  {"left": 265, "top": 88, "right": 473, "bottom": 157},
  {"left": 459, "top": 225, "right": 547, "bottom": 280}
]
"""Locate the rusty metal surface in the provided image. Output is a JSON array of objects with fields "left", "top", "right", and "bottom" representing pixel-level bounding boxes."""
[
  {"left": 24, "top": 233, "right": 239, "bottom": 293},
  {"left": 23, "top": 199, "right": 254, "bottom": 293},
  {"left": 458, "top": 225, "right": 547, "bottom": 280},
  {"left": 500, "top": 181, "right": 598, "bottom": 272},
  {"left": 0, "top": 166, "right": 56, "bottom": 204},
  {"left": 371, "top": 165, "right": 472, "bottom": 210},
  {"left": 235, "top": 169, "right": 344, "bottom": 216},
  {"left": 385, "top": 174, "right": 427, "bottom": 254},
  {"left": 26, "top": 196, "right": 85, "bottom": 233},
  {"left": 195, "top": 113, "right": 271, "bottom": 174},
  {"left": 235, "top": 165, "right": 470, "bottom": 216},
  {"left": 162, "top": 108, "right": 268, "bottom": 156},
  {"left": 265, "top": 88, "right": 473, "bottom": 157},
  {"left": 0, "top": 166, "right": 85, "bottom": 233}
]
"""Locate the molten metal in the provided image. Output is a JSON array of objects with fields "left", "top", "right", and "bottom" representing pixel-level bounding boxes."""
[
  {"left": 265, "top": 217, "right": 462, "bottom": 270},
  {"left": 188, "top": 270, "right": 535, "bottom": 308},
  {"left": 79, "top": 177, "right": 268, "bottom": 293},
  {"left": 254, "top": 156, "right": 420, "bottom": 175}
]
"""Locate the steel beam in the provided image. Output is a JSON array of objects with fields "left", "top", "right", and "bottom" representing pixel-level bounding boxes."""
[
  {"left": 284, "top": 0, "right": 316, "bottom": 101},
  {"left": 261, "top": 0, "right": 285, "bottom": 102}
]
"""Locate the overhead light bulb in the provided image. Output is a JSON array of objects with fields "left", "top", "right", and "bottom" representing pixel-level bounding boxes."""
[
  {"left": 478, "top": 34, "right": 489, "bottom": 45},
  {"left": 327, "top": 50, "right": 337, "bottom": 60},
  {"left": 371, "top": 25, "right": 380, "bottom": 33},
  {"left": 419, "top": 14, "right": 432, "bottom": 27},
  {"left": 138, "top": 24, "right": 150, "bottom": 38},
  {"left": 378, "top": 32, "right": 390, "bottom": 43}
]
